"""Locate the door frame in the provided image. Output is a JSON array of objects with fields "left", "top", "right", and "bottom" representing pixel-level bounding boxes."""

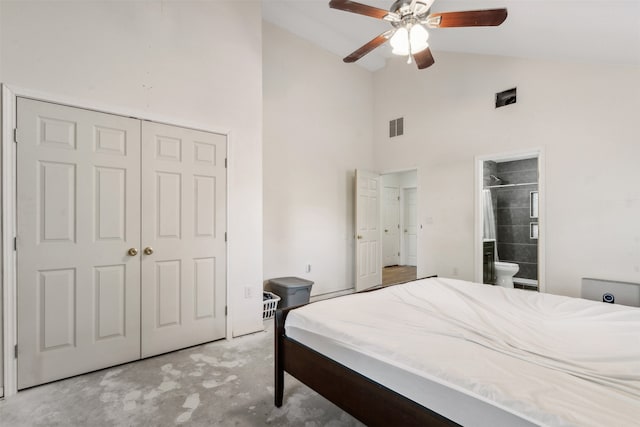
[
  {"left": 1, "top": 83, "right": 230, "bottom": 397},
  {"left": 473, "top": 148, "right": 546, "bottom": 292}
]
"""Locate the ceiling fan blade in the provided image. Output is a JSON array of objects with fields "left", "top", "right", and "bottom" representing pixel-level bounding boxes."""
[
  {"left": 329, "top": 0, "right": 399, "bottom": 21},
  {"left": 425, "top": 8, "right": 508, "bottom": 28},
  {"left": 344, "top": 30, "right": 394, "bottom": 63},
  {"left": 413, "top": 47, "right": 435, "bottom": 69}
]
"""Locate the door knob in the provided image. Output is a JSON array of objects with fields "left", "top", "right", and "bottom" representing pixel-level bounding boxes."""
[
  {"left": 384, "top": 229, "right": 389, "bottom": 232},
  {"left": 127, "top": 248, "right": 138, "bottom": 256},
  {"left": 404, "top": 229, "right": 408, "bottom": 233},
  {"left": 144, "top": 247, "right": 154, "bottom": 255},
  {"left": 356, "top": 235, "right": 363, "bottom": 239}
]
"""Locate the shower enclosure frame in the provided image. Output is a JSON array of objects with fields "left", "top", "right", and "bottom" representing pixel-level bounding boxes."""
[{"left": 473, "top": 148, "right": 546, "bottom": 292}]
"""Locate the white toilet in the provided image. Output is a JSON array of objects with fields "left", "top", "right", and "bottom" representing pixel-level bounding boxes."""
[{"left": 494, "top": 261, "right": 519, "bottom": 288}]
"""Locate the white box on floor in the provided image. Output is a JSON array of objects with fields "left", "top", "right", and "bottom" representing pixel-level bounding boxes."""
[{"left": 581, "top": 278, "right": 640, "bottom": 307}]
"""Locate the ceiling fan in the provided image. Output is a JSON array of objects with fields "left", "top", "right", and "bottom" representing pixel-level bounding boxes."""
[{"left": 329, "top": 0, "right": 508, "bottom": 69}]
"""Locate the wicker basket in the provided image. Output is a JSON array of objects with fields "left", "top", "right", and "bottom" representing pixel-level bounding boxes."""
[{"left": 262, "top": 291, "right": 281, "bottom": 320}]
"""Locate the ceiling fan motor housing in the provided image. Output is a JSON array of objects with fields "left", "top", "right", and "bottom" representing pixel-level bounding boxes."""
[{"left": 390, "top": 0, "right": 431, "bottom": 17}]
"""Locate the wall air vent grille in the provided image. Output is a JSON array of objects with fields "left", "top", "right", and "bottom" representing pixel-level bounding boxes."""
[
  {"left": 389, "top": 117, "right": 404, "bottom": 138},
  {"left": 496, "top": 88, "right": 517, "bottom": 108}
]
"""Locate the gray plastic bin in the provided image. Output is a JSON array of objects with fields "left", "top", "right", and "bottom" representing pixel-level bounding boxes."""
[{"left": 267, "top": 277, "right": 314, "bottom": 309}]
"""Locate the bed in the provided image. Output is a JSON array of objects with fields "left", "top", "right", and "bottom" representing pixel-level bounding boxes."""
[{"left": 274, "top": 277, "right": 640, "bottom": 426}]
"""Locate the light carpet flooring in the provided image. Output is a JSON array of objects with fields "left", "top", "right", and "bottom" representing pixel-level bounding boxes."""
[{"left": 0, "top": 322, "right": 363, "bottom": 426}]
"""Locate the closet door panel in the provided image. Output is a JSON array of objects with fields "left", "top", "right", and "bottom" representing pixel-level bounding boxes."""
[
  {"left": 141, "top": 121, "right": 226, "bottom": 357},
  {"left": 16, "top": 98, "right": 141, "bottom": 389}
]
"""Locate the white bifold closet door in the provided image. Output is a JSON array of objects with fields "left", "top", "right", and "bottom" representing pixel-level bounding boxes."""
[
  {"left": 16, "top": 98, "right": 226, "bottom": 389},
  {"left": 140, "top": 121, "right": 226, "bottom": 357},
  {"left": 16, "top": 98, "right": 142, "bottom": 389},
  {"left": 382, "top": 186, "right": 400, "bottom": 267},
  {"left": 403, "top": 188, "right": 418, "bottom": 266}
]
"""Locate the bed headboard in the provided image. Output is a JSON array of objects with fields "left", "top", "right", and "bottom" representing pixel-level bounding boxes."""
[{"left": 581, "top": 278, "right": 640, "bottom": 307}]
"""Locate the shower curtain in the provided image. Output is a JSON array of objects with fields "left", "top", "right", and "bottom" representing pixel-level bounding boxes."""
[{"left": 483, "top": 189, "right": 497, "bottom": 241}]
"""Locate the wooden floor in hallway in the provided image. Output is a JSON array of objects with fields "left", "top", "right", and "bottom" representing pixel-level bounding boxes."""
[{"left": 382, "top": 265, "right": 417, "bottom": 286}]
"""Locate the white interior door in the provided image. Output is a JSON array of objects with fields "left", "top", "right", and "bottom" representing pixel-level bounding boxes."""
[
  {"left": 355, "top": 169, "right": 381, "bottom": 291},
  {"left": 404, "top": 187, "right": 418, "bottom": 266},
  {"left": 382, "top": 186, "right": 400, "bottom": 267},
  {"left": 141, "top": 121, "right": 226, "bottom": 357},
  {"left": 16, "top": 98, "right": 141, "bottom": 389}
]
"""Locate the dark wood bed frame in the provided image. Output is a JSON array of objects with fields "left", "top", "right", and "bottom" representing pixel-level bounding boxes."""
[{"left": 274, "top": 299, "right": 460, "bottom": 426}]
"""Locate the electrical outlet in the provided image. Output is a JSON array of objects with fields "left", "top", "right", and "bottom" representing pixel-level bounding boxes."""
[
  {"left": 305, "top": 264, "right": 311, "bottom": 273},
  {"left": 244, "top": 286, "right": 253, "bottom": 299},
  {"left": 452, "top": 267, "right": 459, "bottom": 276}
]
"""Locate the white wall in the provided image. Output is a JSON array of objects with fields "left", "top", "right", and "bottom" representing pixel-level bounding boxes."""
[
  {"left": 373, "top": 52, "right": 640, "bottom": 297},
  {"left": 399, "top": 170, "right": 417, "bottom": 189},
  {"left": 381, "top": 170, "right": 416, "bottom": 189},
  {"left": 0, "top": 0, "right": 263, "bottom": 336},
  {"left": 262, "top": 23, "right": 375, "bottom": 296}
]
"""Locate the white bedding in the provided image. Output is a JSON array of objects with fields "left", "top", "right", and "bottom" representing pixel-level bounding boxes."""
[{"left": 284, "top": 277, "right": 640, "bottom": 427}]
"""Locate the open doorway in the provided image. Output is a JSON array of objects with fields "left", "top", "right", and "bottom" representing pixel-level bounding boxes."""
[
  {"left": 381, "top": 170, "right": 417, "bottom": 286},
  {"left": 475, "top": 150, "right": 545, "bottom": 292}
]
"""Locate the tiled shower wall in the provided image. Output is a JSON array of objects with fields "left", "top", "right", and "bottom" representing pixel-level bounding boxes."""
[
  {"left": 494, "top": 158, "right": 538, "bottom": 281},
  {"left": 483, "top": 161, "right": 498, "bottom": 187}
]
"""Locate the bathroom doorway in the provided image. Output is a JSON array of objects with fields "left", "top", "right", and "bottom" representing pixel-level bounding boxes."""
[
  {"left": 381, "top": 169, "right": 418, "bottom": 286},
  {"left": 474, "top": 150, "right": 545, "bottom": 292}
]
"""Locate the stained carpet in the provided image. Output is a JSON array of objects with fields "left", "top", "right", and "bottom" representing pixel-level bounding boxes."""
[{"left": 0, "top": 322, "right": 363, "bottom": 426}]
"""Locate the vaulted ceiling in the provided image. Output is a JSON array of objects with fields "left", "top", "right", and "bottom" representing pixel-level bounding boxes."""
[{"left": 263, "top": 0, "right": 640, "bottom": 71}]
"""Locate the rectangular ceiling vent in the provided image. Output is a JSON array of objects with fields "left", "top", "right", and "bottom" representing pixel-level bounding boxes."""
[
  {"left": 496, "top": 87, "right": 517, "bottom": 108},
  {"left": 389, "top": 117, "right": 404, "bottom": 138}
]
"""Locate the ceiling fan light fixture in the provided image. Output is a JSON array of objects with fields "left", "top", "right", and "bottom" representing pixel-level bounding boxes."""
[
  {"left": 390, "top": 27, "right": 409, "bottom": 55},
  {"left": 390, "top": 24, "right": 429, "bottom": 56},
  {"left": 330, "top": 0, "right": 507, "bottom": 70},
  {"left": 410, "top": 23, "right": 429, "bottom": 52}
]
